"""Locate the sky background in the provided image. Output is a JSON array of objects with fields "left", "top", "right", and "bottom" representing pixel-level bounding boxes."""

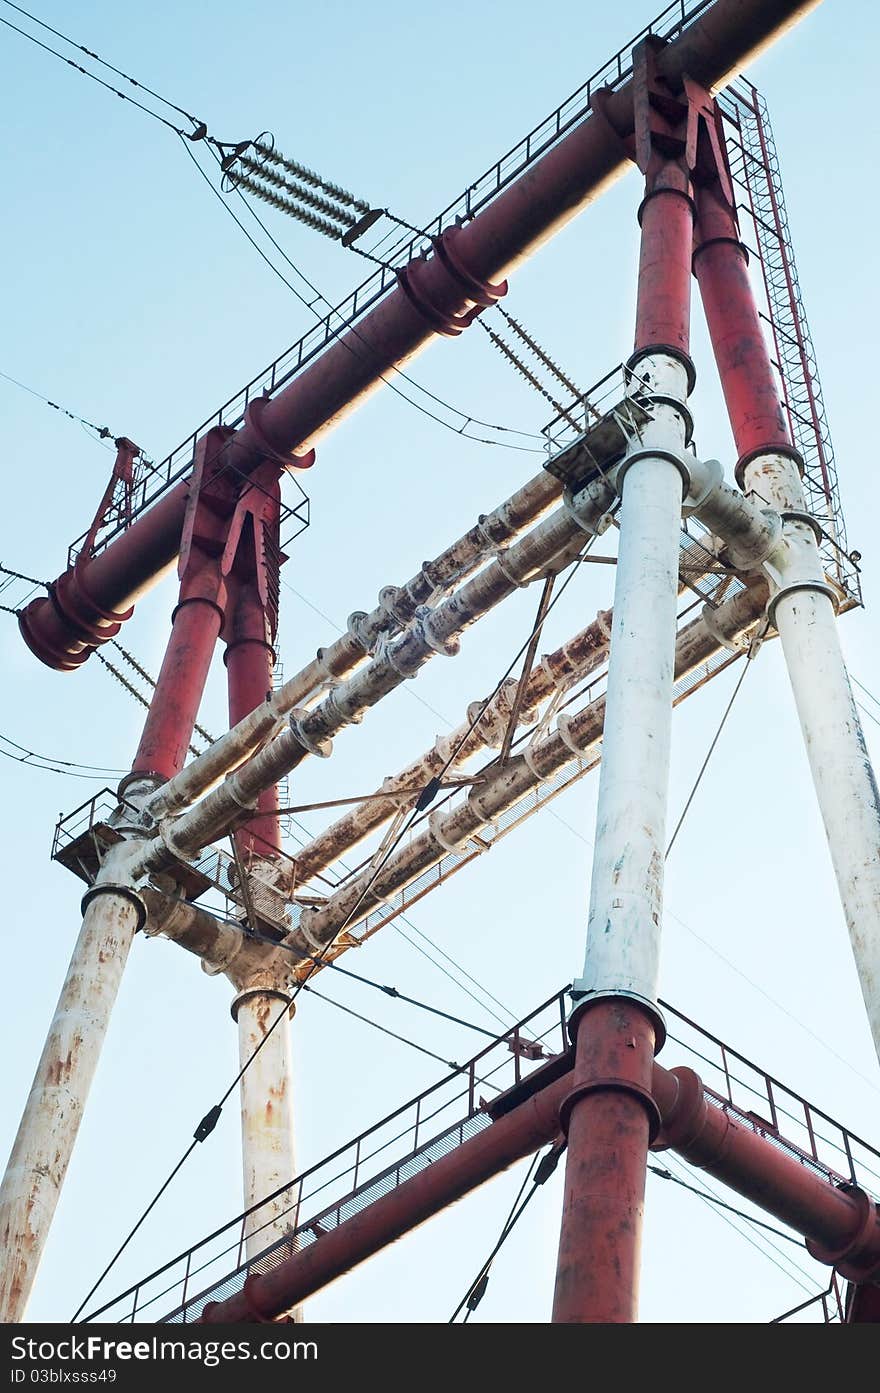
[{"left": 2, "top": 0, "right": 880, "bottom": 1325}]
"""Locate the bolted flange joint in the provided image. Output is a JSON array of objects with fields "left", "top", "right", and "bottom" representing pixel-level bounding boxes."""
[
  {"left": 288, "top": 709, "right": 332, "bottom": 758},
  {"left": 805, "top": 1184, "right": 880, "bottom": 1285},
  {"left": 568, "top": 985, "right": 667, "bottom": 1054},
  {"left": 80, "top": 882, "right": 148, "bottom": 933},
  {"left": 615, "top": 446, "right": 692, "bottom": 499}
]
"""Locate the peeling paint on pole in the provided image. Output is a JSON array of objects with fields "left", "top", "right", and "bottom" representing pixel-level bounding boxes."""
[{"left": 0, "top": 843, "right": 145, "bottom": 1322}]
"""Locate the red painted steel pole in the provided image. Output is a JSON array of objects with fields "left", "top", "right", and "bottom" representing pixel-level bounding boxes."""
[
  {"left": 552, "top": 1002, "right": 658, "bottom": 1323},
  {"left": 197, "top": 1056, "right": 880, "bottom": 1324},
  {"left": 225, "top": 581, "right": 282, "bottom": 859},
  {"left": 19, "top": 0, "right": 822, "bottom": 672},
  {"left": 692, "top": 178, "right": 796, "bottom": 483},
  {"left": 129, "top": 597, "right": 223, "bottom": 782}
]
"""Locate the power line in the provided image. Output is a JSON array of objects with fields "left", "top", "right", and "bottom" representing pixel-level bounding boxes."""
[
  {"left": 4, "top": 7, "right": 545, "bottom": 459},
  {"left": 658, "top": 1153, "right": 823, "bottom": 1299},
  {"left": 0, "top": 731, "right": 126, "bottom": 780},
  {"left": 0, "top": 369, "right": 113, "bottom": 443},
  {"left": 0, "top": 7, "right": 197, "bottom": 137},
  {"left": 143, "top": 882, "right": 503, "bottom": 1043},
  {"left": 448, "top": 1144, "right": 563, "bottom": 1322},
  {"left": 183, "top": 141, "right": 543, "bottom": 456},
  {"left": 302, "top": 983, "right": 474, "bottom": 1073},
  {"left": 648, "top": 1162, "right": 805, "bottom": 1247},
  {"left": 665, "top": 629, "right": 764, "bottom": 858}
]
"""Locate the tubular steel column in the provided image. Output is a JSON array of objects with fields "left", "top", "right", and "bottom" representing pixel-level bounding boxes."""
[
  {"left": 232, "top": 980, "right": 302, "bottom": 1322},
  {"left": 0, "top": 842, "right": 146, "bottom": 1321},
  {"left": 222, "top": 470, "right": 284, "bottom": 861},
  {"left": 553, "top": 49, "right": 696, "bottom": 1323},
  {"left": 694, "top": 166, "right": 880, "bottom": 1064},
  {"left": 129, "top": 428, "right": 238, "bottom": 785}
]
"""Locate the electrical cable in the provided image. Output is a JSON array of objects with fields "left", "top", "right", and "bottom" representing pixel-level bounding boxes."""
[
  {"left": 0, "top": 369, "right": 112, "bottom": 442},
  {"left": 665, "top": 635, "right": 760, "bottom": 858},
  {"left": 5, "top": 7, "right": 546, "bottom": 468},
  {"left": 283, "top": 812, "right": 522, "bottom": 1034},
  {"left": 647, "top": 1162, "right": 804, "bottom": 1247},
  {"left": 302, "top": 983, "right": 478, "bottom": 1074},
  {"left": 0, "top": 9, "right": 196, "bottom": 137},
  {"left": 0, "top": 731, "right": 126, "bottom": 779},
  {"left": 658, "top": 1153, "right": 823, "bottom": 1298},
  {"left": 545, "top": 801, "right": 880, "bottom": 1099},
  {"left": 1, "top": 1, "right": 201, "bottom": 126},
  {"left": 448, "top": 1143, "right": 564, "bottom": 1322},
  {"left": 144, "top": 882, "right": 504, "bottom": 1044}
]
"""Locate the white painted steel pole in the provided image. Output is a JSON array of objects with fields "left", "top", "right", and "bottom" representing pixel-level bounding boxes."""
[
  {"left": 0, "top": 842, "right": 146, "bottom": 1322},
  {"left": 746, "top": 452, "right": 880, "bottom": 1063},
  {"left": 572, "top": 354, "right": 689, "bottom": 1023},
  {"left": 232, "top": 983, "right": 302, "bottom": 1319}
]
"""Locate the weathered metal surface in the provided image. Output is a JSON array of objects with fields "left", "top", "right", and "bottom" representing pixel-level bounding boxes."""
[
  {"left": 572, "top": 356, "right": 689, "bottom": 1023},
  {"left": 291, "top": 580, "right": 767, "bottom": 958},
  {"left": 232, "top": 979, "right": 303, "bottom": 1322},
  {"left": 136, "top": 483, "right": 618, "bottom": 871},
  {"left": 292, "top": 609, "right": 613, "bottom": 884},
  {"left": 552, "top": 1002, "right": 658, "bottom": 1322},
  {"left": 0, "top": 843, "right": 146, "bottom": 1321},
  {"left": 146, "top": 469, "right": 563, "bottom": 822}
]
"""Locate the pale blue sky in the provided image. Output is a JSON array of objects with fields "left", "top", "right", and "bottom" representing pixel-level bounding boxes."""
[{"left": 1, "top": 0, "right": 879, "bottom": 1324}]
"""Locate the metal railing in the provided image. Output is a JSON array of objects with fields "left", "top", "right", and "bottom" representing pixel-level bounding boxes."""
[
  {"left": 76, "top": 991, "right": 880, "bottom": 1324},
  {"left": 78, "top": 990, "right": 570, "bottom": 1323}
]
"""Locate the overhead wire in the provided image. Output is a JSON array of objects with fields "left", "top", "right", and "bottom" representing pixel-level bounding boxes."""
[
  {"left": 448, "top": 1143, "right": 563, "bottom": 1322},
  {"left": 665, "top": 623, "right": 767, "bottom": 859},
  {"left": 187, "top": 141, "right": 544, "bottom": 455},
  {"left": 302, "top": 983, "right": 484, "bottom": 1074},
  {"left": 657, "top": 1153, "right": 825, "bottom": 1299},
  {"left": 0, "top": 369, "right": 113, "bottom": 443},
  {"left": 0, "top": 8, "right": 197, "bottom": 137},
  {"left": 4, "top": 4, "right": 547, "bottom": 459}
]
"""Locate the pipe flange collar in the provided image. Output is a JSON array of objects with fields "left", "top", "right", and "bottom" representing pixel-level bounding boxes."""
[
  {"left": 780, "top": 510, "right": 825, "bottom": 546},
  {"left": 556, "top": 713, "right": 591, "bottom": 759},
  {"left": 415, "top": 607, "right": 460, "bottom": 658},
  {"left": 230, "top": 986, "right": 294, "bottom": 1022},
  {"left": 428, "top": 809, "right": 467, "bottom": 855},
  {"left": 558, "top": 1077, "right": 663, "bottom": 1144},
  {"left": 766, "top": 578, "right": 839, "bottom": 630},
  {"left": 734, "top": 443, "right": 805, "bottom": 491},
  {"left": 378, "top": 585, "right": 416, "bottom": 628},
  {"left": 626, "top": 346, "right": 697, "bottom": 398},
  {"left": 636, "top": 394, "right": 694, "bottom": 448},
  {"left": 701, "top": 601, "right": 750, "bottom": 654},
  {"left": 806, "top": 1184, "right": 880, "bottom": 1284},
  {"left": 567, "top": 986, "right": 667, "bottom": 1053},
  {"left": 681, "top": 457, "right": 723, "bottom": 517},
  {"left": 288, "top": 709, "right": 332, "bottom": 758},
  {"left": 345, "top": 611, "right": 379, "bottom": 656},
  {"left": 81, "top": 882, "right": 148, "bottom": 934},
  {"left": 521, "top": 741, "right": 552, "bottom": 783},
  {"left": 615, "top": 446, "right": 691, "bottom": 499},
  {"left": 493, "top": 548, "right": 531, "bottom": 589}
]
